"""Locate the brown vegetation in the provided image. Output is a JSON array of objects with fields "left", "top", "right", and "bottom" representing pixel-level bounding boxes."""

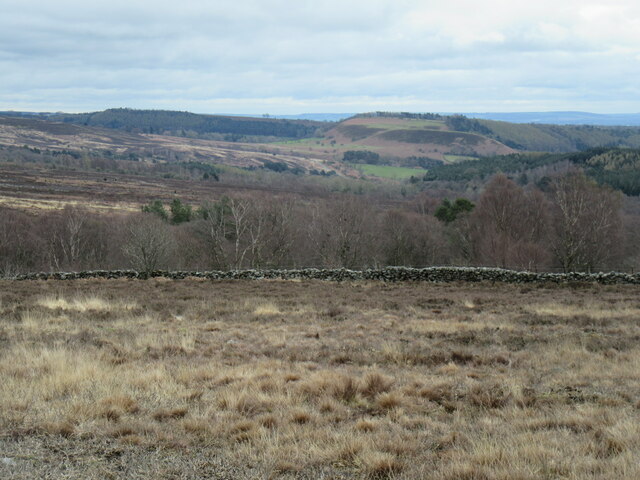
[
  {"left": 1, "top": 278, "right": 639, "bottom": 478},
  {"left": 0, "top": 116, "right": 337, "bottom": 173},
  {"left": 3, "top": 171, "right": 634, "bottom": 276}
]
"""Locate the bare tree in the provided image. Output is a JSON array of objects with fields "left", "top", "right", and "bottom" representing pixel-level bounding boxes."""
[
  {"left": 199, "top": 196, "right": 259, "bottom": 269},
  {"left": 246, "top": 196, "right": 296, "bottom": 268},
  {"left": 621, "top": 197, "right": 640, "bottom": 271},
  {"left": 122, "top": 215, "right": 174, "bottom": 274},
  {"left": 380, "top": 209, "right": 415, "bottom": 266},
  {"left": 44, "top": 206, "right": 88, "bottom": 270},
  {"left": 228, "top": 198, "right": 251, "bottom": 269},
  {"left": 470, "top": 175, "right": 550, "bottom": 269},
  {"left": 307, "top": 197, "right": 373, "bottom": 268},
  {"left": 550, "top": 171, "right": 623, "bottom": 272},
  {"left": 0, "top": 207, "right": 43, "bottom": 275},
  {"left": 379, "top": 209, "right": 448, "bottom": 267},
  {"left": 200, "top": 197, "right": 233, "bottom": 269}
]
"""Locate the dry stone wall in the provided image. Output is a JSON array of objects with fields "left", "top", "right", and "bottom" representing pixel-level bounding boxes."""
[{"left": 11, "top": 267, "right": 640, "bottom": 284}]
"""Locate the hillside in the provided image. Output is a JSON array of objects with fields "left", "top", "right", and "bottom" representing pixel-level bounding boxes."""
[
  {"left": 6, "top": 110, "right": 640, "bottom": 186},
  {"left": 0, "top": 115, "right": 340, "bottom": 175},
  {"left": 277, "top": 114, "right": 516, "bottom": 162},
  {"left": 0, "top": 115, "right": 403, "bottom": 214},
  {"left": 274, "top": 113, "right": 640, "bottom": 164},
  {"left": 465, "top": 111, "right": 640, "bottom": 126},
  {"left": 423, "top": 147, "right": 640, "bottom": 196},
  {"left": 1, "top": 108, "right": 331, "bottom": 141},
  {"left": 7, "top": 109, "right": 640, "bottom": 162},
  {"left": 437, "top": 115, "right": 640, "bottom": 152},
  {"left": 475, "top": 119, "right": 640, "bottom": 152}
]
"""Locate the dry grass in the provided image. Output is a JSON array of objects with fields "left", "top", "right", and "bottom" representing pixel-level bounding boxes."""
[
  {"left": 529, "top": 300, "right": 640, "bottom": 320},
  {"left": 36, "top": 294, "right": 138, "bottom": 312},
  {"left": 0, "top": 195, "right": 140, "bottom": 213},
  {"left": 0, "top": 279, "right": 639, "bottom": 479},
  {"left": 252, "top": 301, "right": 282, "bottom": 316}
]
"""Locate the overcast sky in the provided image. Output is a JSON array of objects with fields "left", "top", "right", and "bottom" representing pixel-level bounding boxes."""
[{"left": 1, "top": 0, "right": 640, "bottom": 114}]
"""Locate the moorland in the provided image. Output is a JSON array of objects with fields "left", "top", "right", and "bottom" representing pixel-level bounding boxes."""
[{"left": 1, "top": 278, "right": 639, "bottom": 479}]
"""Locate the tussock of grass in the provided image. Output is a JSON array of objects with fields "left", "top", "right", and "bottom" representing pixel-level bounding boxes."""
[
  {"left": 360, "top": 372, "right": 395, "bottom": 398},
  {"left": 36, "top": 294, "right": 138, "bottom": 312},
  {"left": 374, "top": 392, "right": 403, "bottom": 411},
  {"left": 251, "top": 301, "right": 282, "bottom": 316},
  {"left": 152, "top": 407, "right": 188, "bottom": 421},
  {"left": 529, "top": 302, "right": 640, "bottom": 320},
  {"left": 358, "top": 450, "right": 403, "bottom": 478},
  {"left": 355, "top": 419, "right": 378, "bottom": 432},
  {"left": 290, "top": 408, "right": 313, "bottom": 424}
]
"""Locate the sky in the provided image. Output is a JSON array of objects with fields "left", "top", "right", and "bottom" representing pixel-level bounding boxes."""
[{"left": 1, "top": 0, "right": 640, "bottom": 114}]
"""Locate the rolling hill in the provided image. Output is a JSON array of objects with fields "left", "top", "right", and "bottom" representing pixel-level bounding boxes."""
[
  {"left": 277, "top": 114, "right": 515, "bottom": 162},
  {"left": 475, "top": 119, "right": 640, "bottom": 152},
  {"left": 0, "top": 115, "right": 340, "bottom": 175},
  {"left": 5, "top": 109, "right": 640, "bottom": 187},
  {"left": 272, "top": 113, "right": 640, "bottom": 163},
  {"left": 0, "top": 108, "right": 331, "bottom": 141}
]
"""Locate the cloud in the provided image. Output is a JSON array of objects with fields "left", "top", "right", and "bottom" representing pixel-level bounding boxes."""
[{"left": 1, "top": 0, "right": 639, "bottom": 113}]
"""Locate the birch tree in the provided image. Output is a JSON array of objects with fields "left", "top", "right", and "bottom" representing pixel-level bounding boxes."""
[{"left": 550, "top": 172, "right": 622, "bottom": 272}]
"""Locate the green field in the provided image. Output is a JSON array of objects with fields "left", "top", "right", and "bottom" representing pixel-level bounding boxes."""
[
  {"left": 444, "top": 154, "right": 478, "bottom": 163},
  {"left": 351, "top": 163, "right": 427, "bottom": 179}
]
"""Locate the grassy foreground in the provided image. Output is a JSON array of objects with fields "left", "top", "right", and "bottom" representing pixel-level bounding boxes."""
[{"left": 0, "top": 279, "right": 639, "bottom": 479}]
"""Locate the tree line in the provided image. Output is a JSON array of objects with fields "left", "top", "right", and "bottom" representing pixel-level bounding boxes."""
[
  {"left": 47, "top": 109, "right": 330, "bottom": 140},
  {"left": 424, "top": 148, "right": 640, "bottom": 196},
  {"left": 1, "top": 170, "right": 637, "bottom": 276}
]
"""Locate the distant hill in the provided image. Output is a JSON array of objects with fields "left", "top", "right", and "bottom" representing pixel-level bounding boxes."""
[
  {"left": 266, "top": 112, "right": 640, "bottom": 163},
  {"left": 0, "top": 115, "right": 339, "bottom": 175},
  {"left": 0, "top": 110, "right": 354, "bottom": 124},
  {"left": 472, "top": 119, "right": 640, "bottom": 152},
  {"left": 0, "top": 109, "right": 332, "bottom": 141},
  {"left": 269, "top": 113, "right": 355, "bottom": 122},
  {"left": 430, "top": 114, "right": 640, "bottom": 153},
  {"left": 462, "top": 111, "right": 640, "bottom": 126},
  {"left": 5, "top": 109, "right": 640, "bottom": 161},
  {"left": 6, "top": 113, "right": 640, "bottom": 188},
  {"left": 277, "top": 113, "right": 515, "bottom": 162}
]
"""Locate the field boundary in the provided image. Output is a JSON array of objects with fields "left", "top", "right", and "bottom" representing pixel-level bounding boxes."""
[{"left": 9, "top": 266, "right": 640, "bottom": 284}]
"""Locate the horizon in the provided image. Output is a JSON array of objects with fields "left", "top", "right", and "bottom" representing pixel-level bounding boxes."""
[{"left": 4, "top": 108, "right": 640, "bottom": 117}]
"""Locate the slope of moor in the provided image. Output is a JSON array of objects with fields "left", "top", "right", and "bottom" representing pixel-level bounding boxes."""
[
  {"left": 0, "top": 116, "right": 339, "bottom": 174},
  {"left": 277, "top": 116, "right": 516, "bottom": 161}
]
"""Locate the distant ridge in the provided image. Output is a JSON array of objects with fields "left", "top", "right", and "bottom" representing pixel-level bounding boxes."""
[
  {"left": 5, "top": 108, "right": 640, "bottom": 156},
  {"left": 224, "top": 111, "right": 640, "bottom": 126},
  {"left": 269, "top": 113, "right": 355, "bottom": 122},
  {"left": 4, "top": 109, "right": 640, "bottom": 126},
  {"left": 215, "top": 113, "right": 355, "bottom": 121},
  {"left": 459, "top": 111, "right": 640, "bottom": 126},
  {"left": 0, "top": 108, "right": 330, "bottom": 140}
]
